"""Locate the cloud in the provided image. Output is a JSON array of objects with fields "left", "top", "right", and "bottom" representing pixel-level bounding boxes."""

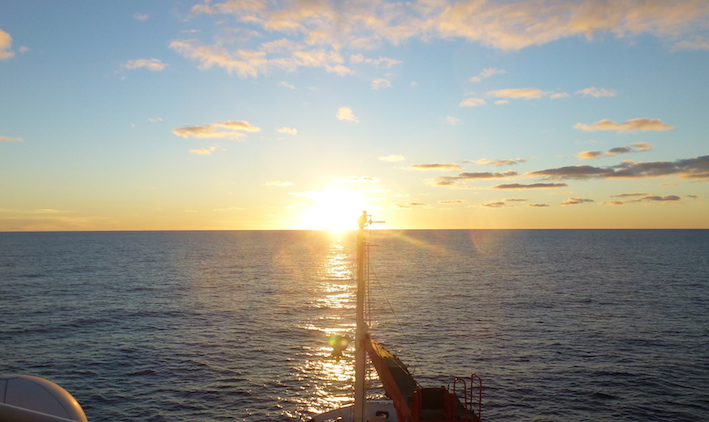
[
  {"left": 432, "top": 171, "right": 519, "bottom": 187},
  {"left": 125, "top": 59, "right": 168, "bottom": 71},
  {"left": 276, "top": 126, "right": 297, "bottom": 135},
  {"left": 577, "top": 150, "right": 604, "bottom": 160},
  {"left": 574, "top": 118, "right": 675, "bottom": 132},
  {"left": 527, "top": 203, "right": 550, "bottom": 207},
  {"left": 482, "top": 201, "right": 507, "bottom": 208},
  {"left": 265, "top": 181, "right": 295, "bottom": 187},
  {"left": 173, "top": 120, "right": 261, "bottom": 140},
  {"left": 333, "top": 176, "right": 380, "bottom": 183},
  {"left": 379, "top": 155, "right": 405, "bottom": 162},
  {"left": 409, "top": 163, "right": 463, "bottom": 171},
  {"left": 0, "top": 135, "right": 24, "bottom": 142},
  {"left": 474, "top": 158, "right": 526, "bottom": 166},
  {"left": 371, "top": 78, "right": 392, "bottom": 89},
  {"left": 493, "top": 183, "right": 568, "bottom": 189},
  {"left": 604, "top": 193, "right": 684, "bottom": 205},
  {"left": 470, "top": 67, "right": 506, "bottom": 82},
  {"left": 460, "top": 97, "right": 486, "bottom": 107},
  {"left": 148, "top": 117, "right": 163, "bottom": 123},
  {"left": 439, "top": 199, "right": 466, "bottom": 204},
  {"left": 551, "top": 92, "right": 569, "bottom": 99},
  {"left": 562, "top": 197, "right": 594, "bottom": 205},
  {"left": 531, "top": 155, "right": 709, "bottom": 180},
  {"left": 446, "top": 116, "right": 461, "bottom": 125},
  {"left": 186, "top": 0, "right": 709, "bottom": 66},
  {"left": 577, "top": 142, "right": 654, "bottom": 159},
  {"left": 396, "top": 202, "right": 428, "bottom": 209},
  {"left": 0, "top": 29, "right": 15, "bottom": 60},
  {"left": 577, "top": 87, "right": 617, "bottom": 97},
  {"left": 189, "top": 144, "right": 220, "bottom": 155},
  {"left": 350, "top": 54, "right": 401, "bottom": 68},
  {"left": 133, "top": 13, "right": 149, "bottom": 21},
  {"left": 279, "top": 81, "right": 295, "bottom": 89},
  {"left": 611, "top": 192, "right": 648, "bottom": 198},
  {"left": 336, "top": 107, "right": 359, "bottom": 123},
  {"left": 487, "top": 88, "right": 548, "bottom": 99}
]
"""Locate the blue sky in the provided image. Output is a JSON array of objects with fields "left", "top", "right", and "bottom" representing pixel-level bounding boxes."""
[{"left": 1, "top": 0, "right": 708, "bottom": 230}]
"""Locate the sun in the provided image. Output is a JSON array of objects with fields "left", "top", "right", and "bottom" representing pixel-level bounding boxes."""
[{"left": 298, "top": 188, "right": 367, "bottom": 232}]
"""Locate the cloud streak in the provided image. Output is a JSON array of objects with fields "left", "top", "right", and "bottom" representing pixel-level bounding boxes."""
[
  {"left": 173, "top": 120, "right": 261, "bottom": 140},
  {"left": 530, "top": 155, "right": 709, "bottom": 180},
  {"left": 574, "top": 118, "right": 674, "bottom": 132}
]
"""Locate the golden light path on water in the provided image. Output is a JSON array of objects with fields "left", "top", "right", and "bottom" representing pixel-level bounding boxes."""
[{"left": 294, "top": 233, "right": 359, "bottom": 415}]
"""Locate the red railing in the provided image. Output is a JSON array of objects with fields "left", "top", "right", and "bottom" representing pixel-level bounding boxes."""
[{"left": 453, "top": 374, "right": 483, "bottom": 421}]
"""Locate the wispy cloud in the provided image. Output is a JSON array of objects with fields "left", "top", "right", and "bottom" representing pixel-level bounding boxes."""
[
  {"left": 460, "top": 97, "right": 486, "bottom": 107},
  {"left": 276, "top": 127, "right": 297, "bottom": 135},
  {"left": 470, "top": 67, "right": 506, "bottom": 82},
  {"left": 379, "top": 155, "right": 405, "bottom": 162},
  {"left": 408, "top": 163, "right": 463, "bottom": 171},
  {"left": 336, "top": 107, "right": 359, "bottom": 123},
  {"left": 125, "top": 59, "right": 168, "bottom": 71},
  {"left": 395, "top": 202, "right": 429, "bottom": 209},
  {"left": 492, "top": 183, "right": 568, "bottom": 189},
  {"left": 371, "top": 79, "right": 392, "bottom": 90},
  {"left": 189, "top": 144, "right": 220, "bottom": 155},
  {"left": 602, "top": 193, "right": 684, "bottom": 205},
  {"left": 474, "top": 158, "right": 526, "bottom": 166},
  {"left": 562, "top": 197, "right": 594, "bottom": 205},
  {"left": 432, "top": 171, "right": 518, "bottom": 188},
  {"left": 446, "top": 116, "right": 461, "bottom": 125},
  {"left": 0, "top": 29, "right": 15, "bottom": 60},
  {"left": 350, "top": 54, "right": 401, "bottom": 68},
  {"left": 0, "top": 135, "right": 24, "bottom": 142},
  {"left": 574, "top": 118, "right": 674, "bottom": 132},
  {"left": 488, "top": 88, "right": 547, "bottom": 99},
  {"left": 576, "top": 142, "right": 653, "bottom": 159},
  {"left": 279, "top": 81, "right": 295, "bottom": 89},
  {"left": 148, "top": 117, "right": 163, "bottom": 123},
  {"left": 133, "top": 13, "right": 149, "bottom": 21},
  {"left": 173, "top": 120, "right": 261, "bottom": 140},
  {"left": 577, "top": 87, "right": 617, "bottom": 97}
]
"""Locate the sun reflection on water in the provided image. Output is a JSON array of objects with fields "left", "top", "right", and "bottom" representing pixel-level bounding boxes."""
[{"left": 293, "top": 232, "right": 363, "bottom": 416}]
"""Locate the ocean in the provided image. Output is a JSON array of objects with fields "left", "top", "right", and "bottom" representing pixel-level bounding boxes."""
[{"left": 1, "top": 230, "right": 708, "bottom": 421}]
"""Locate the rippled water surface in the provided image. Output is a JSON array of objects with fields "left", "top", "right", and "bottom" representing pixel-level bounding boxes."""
[{"left": 1, "top": 230, "right": 708, "bottom": 421}]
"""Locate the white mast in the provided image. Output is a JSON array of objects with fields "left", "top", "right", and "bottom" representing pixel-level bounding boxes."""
[{"left": 354, "top": 211, "right": 368, "bottom": 422}]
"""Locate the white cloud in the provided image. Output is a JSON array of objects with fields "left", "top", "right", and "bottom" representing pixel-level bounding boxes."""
[
  {"left": 371, "top": 79, "right": 392, "bottom": 90},
  {"left": 276, "top": 127, "right": 297, "bottom": 135},
  {"left": 279, "top": 81, "right": 295, "bottom": 89},
  {"left": 337, "top": 107, "right": 359, "bottom": 123},
  {"left": 577, "top": 87, "right": 617, "bottom": 97},
  {"left": 470, "top": 67, "right": 506, "bottom": 82},
  {"left": 459, "top": 97, "right": 486, "bottom": 107},
  {"left": 189, "top": 144, "right": 220, "bottom": 155},
  {"left": 148, "top": 117, "right": 163, "bottom": 123},
  {"left": 173, "top": 120, "right": 261, "bottom": 140},
  {"left": 488, "top": 88, "right": 548, "bottom": 99},
  {"left": 125, "top": 59, "right": 168, "bottom": 71},
  {"left": 133, "top": 13, "right": 149, "bottom": 21},
  {"left": 446, "top": 116, "right": 461, "bottom": 125}
]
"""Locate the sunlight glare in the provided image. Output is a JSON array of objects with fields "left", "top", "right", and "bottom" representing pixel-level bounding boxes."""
[{"left": 298, "top": 188, "right": 367, "bottom": 232}]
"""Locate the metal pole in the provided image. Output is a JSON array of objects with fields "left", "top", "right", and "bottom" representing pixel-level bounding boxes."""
[{"left": 354, "top": 211, "right": 368, "bottom": 422}]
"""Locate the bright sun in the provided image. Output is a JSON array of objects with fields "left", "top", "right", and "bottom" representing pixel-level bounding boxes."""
[{"left": 298, "top": 188, "right": 367, "bottom": 232}]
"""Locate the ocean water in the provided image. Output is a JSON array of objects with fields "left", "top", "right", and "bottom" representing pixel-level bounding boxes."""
[{"left": 1, "top": 230, "right": 708, "bottom": 422}]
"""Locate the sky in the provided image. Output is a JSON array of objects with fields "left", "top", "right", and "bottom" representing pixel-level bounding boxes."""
[{"left": 1, "top": 0, "right": 708, "bottom": 231}]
